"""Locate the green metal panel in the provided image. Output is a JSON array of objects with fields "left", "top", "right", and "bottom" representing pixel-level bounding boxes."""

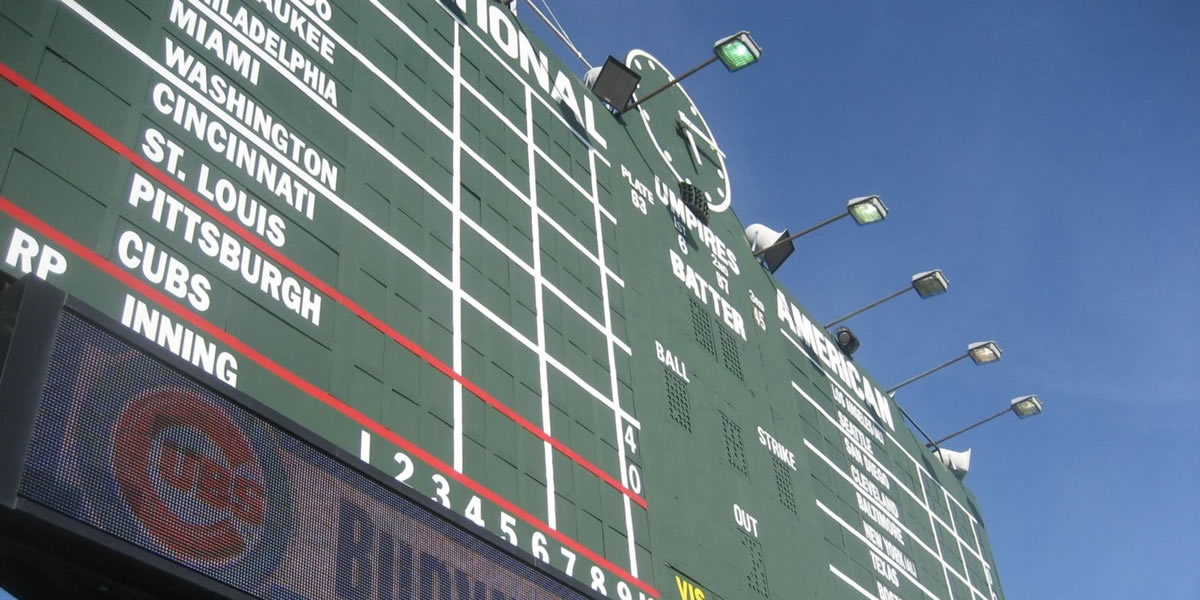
[{"left": 0, "top": 1, "right": 1008, "bottom": 599}]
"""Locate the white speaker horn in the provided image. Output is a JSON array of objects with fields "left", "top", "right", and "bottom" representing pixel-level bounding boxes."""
[
  {"left": 745, "top": 224, "right": 794, "bottom": 273},
  {"left": 934, "top": 447, "right": 972, "bottom": 479}
]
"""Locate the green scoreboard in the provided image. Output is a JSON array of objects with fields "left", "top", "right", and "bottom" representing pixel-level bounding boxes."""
[{"left": 0, "top": 1, "right": 1008, "bottom": 600}]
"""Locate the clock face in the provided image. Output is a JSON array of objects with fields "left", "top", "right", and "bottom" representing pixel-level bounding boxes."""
[{"left": 626, "top": 49, "right": 733, "bottom": 213}]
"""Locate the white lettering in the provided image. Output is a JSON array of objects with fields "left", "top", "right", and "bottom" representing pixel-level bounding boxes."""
[
  {"left": 755, "top": 426, "right": 797, "bottom": 470},
  {"left": 127, "top": 173, "right": 321, "bottom": 327},
  {"left": 668, "top": 249, "right": 746, "bottom": 340},
  {"left": 777, "top": 290, "right": 895, "bottom": 430},
  {"left": 121, "top": 294, "right": 238, "bottom": 385},
  {"left": 4, "top": 228, "right": 67, "bottom": 280},
  {"left": 117, "top": 229, "right": 212, "bottom": 312}
]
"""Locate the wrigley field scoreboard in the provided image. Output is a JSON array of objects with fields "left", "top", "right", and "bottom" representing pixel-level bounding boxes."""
[{"left": 0, "top": 1, "right": 1009, "bottom": 600}]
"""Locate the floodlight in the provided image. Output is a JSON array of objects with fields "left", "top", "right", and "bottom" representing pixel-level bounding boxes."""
[
  {"left": 713, "top": 31, "right": 762, "bottom": 72},
  {"left": 848, "top": 195, "right": 888, "bottom": 225},
  {"left": 926, "top": 394, "right": 1045, "bottom": 447},
  {"left": 621, "top": 30, "right": 762, "bottom": 115},
  {"left": 968, "top": 341, "right": 1002, "bottom": 365},
  {"left": 825, "top": 269, "right": 951, "bottom": 328},
  {"left": 912, "top": 269, "right": 949, "bottom": 298},
  {"left": 887, "top": 340, "right": 1004, "bottom": 394},
  {"left": 586, "top": 56, "right": 642, "bottom": 111},
  {"left": 750, "top": 195, "right": 888, "bottom": 267},
  {"left": 1011, "top": 394, "right": 1043, "bottom": 418}
]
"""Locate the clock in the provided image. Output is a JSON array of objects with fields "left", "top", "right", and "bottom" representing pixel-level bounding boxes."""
[{"left": 625, "top": 49, "right": 733, "bottom": 214}]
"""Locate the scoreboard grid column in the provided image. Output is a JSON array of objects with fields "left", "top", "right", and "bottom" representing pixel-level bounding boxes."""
[
  {"left": 525, "top": 82, "right": 559, "bottom": 529},
  {"left": 451, "top": 19, "right": 466, "bottom": 472},
  {"left": 590, "top": 142, "right": 642, "bottom": 578},
  {"left": 943, "top": 490, "right": 975, "bottom": 599},
  {"left": 968, "top": 519, "right": 998, "bottom": 600},
  {"left": 920, "top": 465, "right": 958, "bottom": 600}
]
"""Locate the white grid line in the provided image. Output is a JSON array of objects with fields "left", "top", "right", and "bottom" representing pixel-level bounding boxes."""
[
  {"left": 944, "top": 490, "right": 986, "bottom": 600},
  {"left": 969, "top": 519, "right": 998, "bottom": 600},
  {"left": 590, "top": 146, "right": 640, "bottom": 576},
  {"left": 920, "top": 461, "right": 957, "bottom": 600},
  {"left": 528, "top": 84, "right": 557, "bottom": 528},
  {"left": 452, "top": 22, "right": 465, "bottom": 472}
]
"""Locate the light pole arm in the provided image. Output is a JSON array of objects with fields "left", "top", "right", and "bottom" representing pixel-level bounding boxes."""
[
  {"left": 925, "top": 406, "right": 1012, "bottom": 448},
  {"left": 619, "top": 55, "right": 719, "bottom": 114},
  {"left": 752, "top": 212, "right": 850, "bottom": 257},
  {"left": 824, "top": 285, "right": 911, "bottom": 329},
  {"left": 895, "top": 403, "right": 942, "bottom": 451},
  {"left": 886, "top": 353, "right": 969, "bottom": 394}
]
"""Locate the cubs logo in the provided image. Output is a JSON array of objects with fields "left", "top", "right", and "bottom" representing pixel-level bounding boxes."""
[
  {"left": 68, "top": 345, "right": 291, "bottom": 584},
  {"left": 112, "top": 386, "right": 269, "bottom": 566}
]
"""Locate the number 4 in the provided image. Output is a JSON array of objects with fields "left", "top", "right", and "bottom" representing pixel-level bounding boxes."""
[
  {"left": 465, "top": 496, "right": 485, "bottom": 527},
  {"left": 624, "top": 426, "right": 637, "bottom": 454}
]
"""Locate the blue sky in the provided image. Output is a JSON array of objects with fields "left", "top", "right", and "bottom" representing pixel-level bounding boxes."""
[{"left": 526, "top": 1, "right": 1198, "bottom": 598}]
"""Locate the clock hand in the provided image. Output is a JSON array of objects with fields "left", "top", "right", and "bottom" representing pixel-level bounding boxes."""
[
  {"left": 676, "top": 111, "right": 725, "bottom": 159},
  {"left": 677, "top": 121, "right": 703, "bottom": 168}
]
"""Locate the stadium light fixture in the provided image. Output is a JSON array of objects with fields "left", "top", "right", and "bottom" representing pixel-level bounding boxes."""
[
  {"left": 713, "top": 31, "right": 762, "bottom": 72},
  {"left": 925, "top": 395, "right": 1043, "bottom": 447},
  {"left": 911, "top": 269, "right": 950, "bottom": 299},
  {"left": 967, "top": 340, "right": 1002, "bottom": 365},
  {"left": 749, "top": 196, "right": 887, "bottom": 262},
  {"left": 848, "top": 195, "right": 888, "bottom": 225},
  {"left": 585, "top": 56, "right": 642, "bottom": 111},
  {"left": 619, "top": 31, "right": 762, "bottom": 115},
  {"left": 886, "top": 341, "right": 1002, "bottom": 394},
  {"left": 1011, "top": 394, "right": 1044, "bottom": 418},
  {"left": 824, "top": 269, "right": 950, "bottom": 329}
]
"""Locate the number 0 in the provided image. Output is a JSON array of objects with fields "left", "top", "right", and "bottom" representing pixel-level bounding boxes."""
[{"left": 627, "top": 464, "right": 642, "bottom": 494}]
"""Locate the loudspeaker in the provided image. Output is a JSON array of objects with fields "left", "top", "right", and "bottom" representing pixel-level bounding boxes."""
[
  {"left": 934, "top": 448, "right": 972, "bottom": 479},
  {"left": 744, "top": 224, "right": 794, "bottom": 273}
]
